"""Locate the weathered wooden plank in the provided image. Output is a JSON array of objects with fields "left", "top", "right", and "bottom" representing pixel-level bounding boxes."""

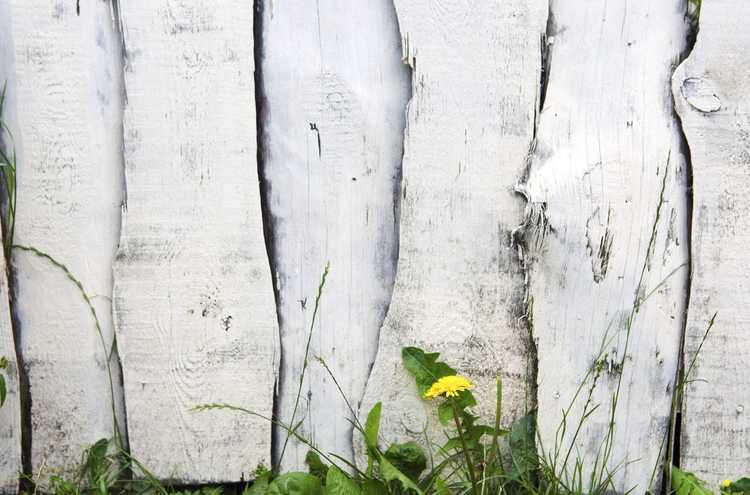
[
  {"left": 359, "top": 0, "right": 547, "bottom": 453},
  {"left": 3, "top": 0, "right": 125, "bottom": 479},
  {"left": 115, "top": 1, "right": 278, "bottom": 482},
  {"left": 257, "top": 0, "right": 410, "bottom": 470},
  {"left": 523, "top": 1, "right": 690, "bottom": 491},
  {"left": 673, "top": 0, "right": 750, "bottom": 485},
  {"left": 0, "top": 244, "right": 20, "bottom": 494},
  {"left": 0, "top": 5, "right": 22, "bottom": 491}
]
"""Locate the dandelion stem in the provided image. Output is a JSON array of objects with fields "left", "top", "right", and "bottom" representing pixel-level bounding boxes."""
[{"left": 451, "top": 398, "right": 479, "bottom": 495}]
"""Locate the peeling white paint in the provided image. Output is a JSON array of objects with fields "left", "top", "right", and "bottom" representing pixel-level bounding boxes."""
[
  {"left": 673, "top": 0, "right": 750, "bottom": 485},
  {"left": 114, "top": 1, "right": 278, "bottom": 482}
]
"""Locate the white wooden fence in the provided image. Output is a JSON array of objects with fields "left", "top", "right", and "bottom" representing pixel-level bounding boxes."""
[{"left": 0, "top": 0, "right": 747, "bottom": 492}]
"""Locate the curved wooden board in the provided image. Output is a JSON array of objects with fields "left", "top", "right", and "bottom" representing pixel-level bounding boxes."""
[
  {"left": 524, "top": 1, "right": 690, "bottom": 491},
  {"left": 114, "top": 1, "right": 278, "bottom": 482},
  {"left": 4, "top": 0, "right": 125, "bottom": 480},
  {"left": 257, "top": 0, "right": 410, "bottom": 470},
  {"left": 673, "top": 0, "right": 750, "bottom": 485},
  {"left": 359, "top": 0, "right": 547, "bottom": 455}
]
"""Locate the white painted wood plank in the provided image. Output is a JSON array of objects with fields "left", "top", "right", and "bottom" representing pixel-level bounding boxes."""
[
  {"left": 258, "top": 0, "right": 409, "bottom": 470},
  {"left": 0, "top": 5, "right": 22, "bottom": 491},
  {"left": 0, "top": 243, "right": 20, "bottom": 494},
  {"left": 523, "top": 1, "right": 690, "bottom": 491},
  {"left": 359, "top": 0, "right": 547, "bottom": 454},
  {"left": 3, "top": 0, "right": 125, "bottom": 480},
  {"left": 673, "top": 0, "right": 750, "bottom": 485},
  {"left": 115, "top": 1, "right": 278, "bottom": 482}
]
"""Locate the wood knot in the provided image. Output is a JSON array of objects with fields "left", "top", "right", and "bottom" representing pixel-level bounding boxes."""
[{"left": 680, "top": 77, "right": 722, "bottom": 113}]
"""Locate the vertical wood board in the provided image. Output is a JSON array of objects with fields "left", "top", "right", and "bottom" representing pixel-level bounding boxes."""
[
  {"left": 359, "top": 0, "right": 547, "bottom": 455},
  {"left": 523, "top": 1, "right": 690, "bottom": 490},
  {"left": 0, "top": 4, "right": 22, "bottom": 491},
  {"left": 673, "top": 0, "right": 750, "bottom": 484},
  {"left": 5, "top": 0, "right": 125, "bottom": 479},
  {"left": 258, "top": 0, "right": 410, "bottom": 470},
  {"left": 115, "top": 1, "right": 278, "bottom": 482}
]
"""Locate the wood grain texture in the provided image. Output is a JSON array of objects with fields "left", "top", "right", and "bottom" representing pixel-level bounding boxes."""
[
  {"left": 523, "top": 1, "right": 690, "bottom": 491},
  {"left": 3, "top": 0, "right": 125, "bottom": 479},
  {"left": 359, "top": 0, "right": 547, "bottom": 455},
  {"left": 257, "top": 0, "right": 410, "bottom": 470},
  {"left": 673, "top": 0, "right": 750, "bottom": 484},
  {"left": 115, "top": 1, "right": 278, "bottom": 482},
  {"left": 0, "top": 4, "right": 22, "bottom": 491}
]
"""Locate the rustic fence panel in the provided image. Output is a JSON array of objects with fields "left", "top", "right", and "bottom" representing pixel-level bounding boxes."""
[
  {"left": 360, "top": 0, "right": 547, "bottom": 454},
  {"left": 114, "top": 1, "right": 277, "bottom": 482},
  {"left": 257, "top": 0, "right": 409, "bottom": 470},
  {"left": 673, "top": 0, "right": 750, "bottom": 486},
  {"left": 0, "top": 0, "right": 749, "bottom": 492},
  {"left": 1, "top": 0, "right": 125, "bottom": 482},
  {"left": 522, "top": 1, "right": 691, "bottom": 490}
]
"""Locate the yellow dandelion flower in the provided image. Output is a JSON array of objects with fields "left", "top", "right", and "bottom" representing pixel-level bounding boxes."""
[
  {"left": 722, "top": 479, "right": 732, "bottom": 488},
  {"left": 424, "top": 375, "right": 473, "bottom": 399}
]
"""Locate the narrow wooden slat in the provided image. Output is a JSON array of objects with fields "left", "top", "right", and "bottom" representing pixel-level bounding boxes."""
[
  {"left": 3, "top": 0, "right": 125, "bottom": 480},
  {"left": 114, "top": 2, "right": 278, "bottom": 482},
  {"left": 257, "top": 0, "right": 410, "bottom": 470},
  {"left": 673, "top": 0, "right": 750, "bottom": 485},
  {"left": 360, "top": 0, "right": 547, "bottom": 451},
  {"left": 524, "top": 1, "right": 690, "bottom": 491},
  {"left": 0, "top": 5, "right": 22, "bottom": 491},
  {"left": 0, "top": 246, "right": 20, "bottom": 493}
]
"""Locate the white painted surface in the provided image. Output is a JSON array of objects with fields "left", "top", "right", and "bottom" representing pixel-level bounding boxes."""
[
  {"left": 524, "top": 1, "right": 690, "bottom": 491},
  {"left": 0, "top": 245, "right": 20, "bottom": 493},
  {"left": 258, "top": 0, "right": 409, "bottom": 470},
  {"left": 115, "top": 1, "right": 278, "bottom": 482},
  {"left": 359, "top": 0, "right": 547, "bottom": 456},
  {"left": 673, "top": 0, "right": 750, "bottom": 484},
  {"left": 0, "top": 247, "right": 20, "bottom": 494},
  {"left": 0, "top": 4, "right": 22, "bottom": 491},
  {"left": 3, "top": 0, "right": 125, "bottom": 480}
]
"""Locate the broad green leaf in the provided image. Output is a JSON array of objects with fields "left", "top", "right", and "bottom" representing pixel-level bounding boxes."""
[
  {"left": 384, "top": 441, "right": 427, "bottom": 482},
  {"left": 671, "top": 467, "right": 713, "bottom": 495},
  {"left": 401, "top": 347, "right": 455, "bottom": 396},
  {"left": 437, "top": 402, "right": 454, "bottom": 425},
  {"left": 507, "top": 412, "right": 538, "bottom": 486},
  {"left": 361, "top": 479, "right": 388, "bottom": 495},
  {"left": 377, "top": 453, "right": 423, "bottom": 494},
  {"left": 434, "top": 478, "right": 451, "bottom": 495},
  {"left": 324, "top": 466, "right": 361, "bottom": 495},
  {"left": 245, "top": 470, "right": 272, "bottom": 495},
  {"left": 268, "top": 472, "right": 323, "bottom": 495},
  {"left": 727, "top": 478, "right": 750, "bottom": 493},
  {"left": 365, "top": 403, "right": 382, "bottom": 450},
  {"left": 306, "top": 451, "right": 329, "bottom": 482},
  {"left": 364, "top": 402, "right": 382, "bottom": 476}
]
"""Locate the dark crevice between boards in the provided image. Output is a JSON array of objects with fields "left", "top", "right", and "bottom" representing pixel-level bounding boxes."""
[
  {"left": 0, "top": 56, "right": 33, "bottom": 495},
  {"left": 109, "top": 0, "right": 131, "bottom": 455},
  {"left": 512, "top": 1, "right": 554, "bottom": 419},
  {"left": 661, "top": 6, "right": 701, "bottom": 494},
  {"left": 253, "top": 0, "right": 285, "bottom": 467}
]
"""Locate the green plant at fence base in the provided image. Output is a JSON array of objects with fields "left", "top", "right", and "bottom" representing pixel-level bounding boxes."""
[
  {"left": 671, "top": 467, "right": 750, "bottom": 495},
  {"left": 0, "top": 81, "right": 17, "bottom": 261}
]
